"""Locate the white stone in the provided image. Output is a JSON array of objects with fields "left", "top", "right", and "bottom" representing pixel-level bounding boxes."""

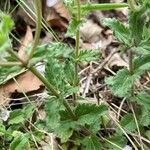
[
  {"left": 46, "top": 0, "right": 58, "bottom": 7},
  {"left": 123, "top": 145, "right": 132, "bottom": 150}
]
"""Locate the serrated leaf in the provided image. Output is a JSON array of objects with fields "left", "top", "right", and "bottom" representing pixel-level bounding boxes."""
[
  {"left": 64, "top": 59, "right": 76, "bottom": 85},
  {"left": 82, "top": 135, "right": 102, "bottom": 150},
  {"left": 29, "top": 42, "right": 73, "bottom": 64},
  {"left": 66, "top": 17, "right": 81, "bottom": 37},
  {"left": 0, "top": 13, "right": 13, "bottom": 52},
  {"left": 45, "top": 59, "right": 66, "bottom": 93},
  {"left": 101, "top": 18, "right": 130, "bottom": 45},
  {"left": 23, "top": 104, "right": 35, "bottom": 119},
  {"left": 105, "top": 69, "right": 136, "bottom": 97},
  {"left": 0, "top": 66, "right": 23, "bottom": 85},
  {"left": 133, "top": 42, "right": 150, "bottom": 55},
  {"left": 55, "top": 120, "right": 76, "bottom": 143},
  {"left": 120, "top": 114, "right": 136, "bottom": 133},
  {"left": 75, "top": 103, "right": 107, "bottom": 126},
  {"left": 8, "top": 105, "right": 34, "bottom": 125},
  {"left": 8, "top": 109, "right": 25, "bottom": 125},
  {"left": 106, "top": 56, "right": 150, "bottom": 97},
  {"left": 10, "top": 133, "right": 29, "bottom": 150},
  {"left": 134, "top": 92, "right": 150, "bottom": 109},
  {"left": 129, "top": 6, "right": 150, "bottom": 44},
  {"left": 139, "top": 106, "right": 150, "bottom": 126},
  {"left": 45, "top": 98, "right": 62, "bottom": 131},
  {"left": 105, "top": 135, "right": 127, "bottom": 150},
  {"left": 46, "top": 106, "right": 77, "bottom": 143},
  {"left": 78, "top": 50, "right": 100, "bottom": 62},
  {"left": 134, "top": 55, "right": 150, "bottom": 75},
  {"left": 45, "top": 59, "right": 77, "bottom": 96}
]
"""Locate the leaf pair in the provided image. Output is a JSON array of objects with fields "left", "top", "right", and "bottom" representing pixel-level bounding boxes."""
[{"left": 44, "top": 98, "right": 107, "bottom": 143}]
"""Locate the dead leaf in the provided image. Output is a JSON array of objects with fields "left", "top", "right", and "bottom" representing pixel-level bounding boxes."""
[
  {"left": 80, "top": 20, "right": 102, "bottom": 43},
  {"left": 106, "top": 53, "right": 128, "bottom": 68},
  {"left": 0, "top": 71, "right": 43, "bottom": 106},
  {"left": 16, "top": 0, "right": 35, "bottom": 27},
  {"left": 44, "top": 0, "right": 70, "bottom": 30},
  {"left": 18, "top": 25, "right": 33, "bottom": 61}
]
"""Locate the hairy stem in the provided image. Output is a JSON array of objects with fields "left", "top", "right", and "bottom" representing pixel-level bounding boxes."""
[
  {"left": 0, "top": 62, "right": 22, "bottom": 66},
  {"left": 73, "top": 0, "right": 81, "bottom": 104},
  {"left": 128, "top": 50, "right": 134, "bottom": 97},
  {"left": 28, "top": 0, "right": 42, "bottom": 61},
  {"left": 78, "top": 3, "right": 128, "bottom": 11},
  {"left": 128, "top": 50, "right": 134, "bottom": 76}
]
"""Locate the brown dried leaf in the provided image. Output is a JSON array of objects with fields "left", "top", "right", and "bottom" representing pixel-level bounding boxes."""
[
  {"left": 18, "top": 25, "right": 33, "bottom": 60},
  {"left": 0, "top": 71, "right": 43, "bottom": 106},
  {"left": 106, "top": 53, "right": 128, "bottom": 68},
  {"left": 44, "top": 0, "right": 70, "bottom": 30}
]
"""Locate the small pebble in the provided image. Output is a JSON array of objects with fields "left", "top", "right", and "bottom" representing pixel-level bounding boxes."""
[
  {"left": 123, "top": 145, "right": 132, "bottom": 150},
  {"left": 46, "top": 0, "right": 58, "bottom": 7}
]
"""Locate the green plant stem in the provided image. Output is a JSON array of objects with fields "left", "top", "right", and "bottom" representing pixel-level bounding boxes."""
[
  {"left": 128, "top": 50, "right": 134, "bottom": 76},
  {"left": 0, "top": 62, "right": 22, "bottom": 66},
  {"left": 128, "top": 50, "right": 135, "bottom": 97},
  {"left": 28, "top": 0, "right": 42, "bottom": 61},
  {"left": 29, "top": 66, "right": 59, "bottom": 97},
  {"left": 78, "top": 3, "right": 128, "bottom": 11},
  {"left": 73, "top": 0, "right": 81, "bottom": 105}
]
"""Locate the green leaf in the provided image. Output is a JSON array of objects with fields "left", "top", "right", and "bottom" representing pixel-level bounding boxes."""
[
  {"left": 133, "top": 41, "right": 150, "bottom": 54},
  {"left": 105, "top": 69, "right": 136, "bottom": 97},
  {"left": 23, "top": 104, "right": 35, "bottom": 119},
  {"left": 77, "top": 50, "right": 100, "bottom": 62},
  {"left": 106, "top": 56, "right": 150, "bottom": 98},
  {"left": 66, "top": 17, "right": 81, "bottom": 37},
  {"left": 0, "top": 13, "right": 13, "bottom": 52},
  {"left": 145, "top": 130, "right": 150, "bottom": 140},
  {"left": 45, "top": 59, "right": 66, "bottom": 94},
  {"left": 64, "top": 59, "right": 76, "bottom": 85},
  {"left": 29, "top": 42, "right": 73, "bottom": 64},
  {"left": 10, "top": 132, "right": 29, "bottom": 150},
  {"left": 82, "top": 135, "right": 102, "bottom": 150},
  {"left": 101, "top": 18, "right": 131, "bottom": 45},
  {"left": 75, "top": 103, "right": 107, "bottom": 126},
  {"left": 129, "top": 6, "right": 150, "bottom": 44},
  {"left": 134, "top": 55, "right": 150, "bottom": 75},
  {"left": 0, "top": 66, "right": 23, "bottom": 85},
  {"left": 0, "top": 121, "right": 6, "bottom": 135},
  {"left": 8, "top": 109, "right": 25, "bottom": 125},
  {"left": 45, "top": 98, "right": 62, "bottom": 131},
  {"left": 45, "top": 59, "right": 76, "bottom": 96},
  {"left": 134, "top": 92, "right": 150, "bottom": 109},
  {"left": 105, "top": 135, "right": 127, "bottom": 150},
  {"left": 45, "top": 100, "right": 77, "bottom": 143},
  {"left": 8, "top": 105, "right": 35, "bottom": 125},
  {"left": 139, "top": 106, "right": 150, "bottom": 126},
  {"left": 55, "top": 120, "right": 76, "bottom": 143},
  {"left": 120, "top": 114, "right": 137, "bottom": 133}
]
